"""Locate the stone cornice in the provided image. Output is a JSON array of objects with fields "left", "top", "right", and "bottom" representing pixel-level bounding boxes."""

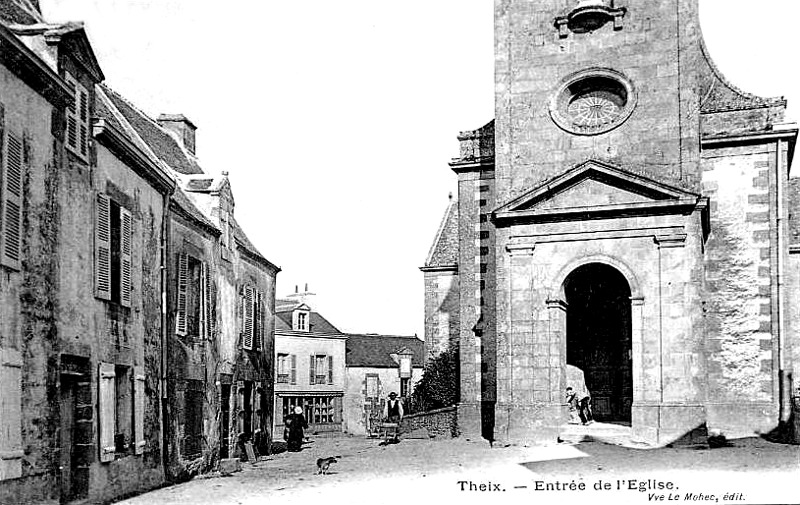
[{"left": 419, "top": 264, "right": 458, "bottom": 273}]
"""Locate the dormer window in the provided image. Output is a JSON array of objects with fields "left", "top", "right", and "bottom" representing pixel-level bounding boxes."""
[
  {"left": 64, "top": 73, "right": 90, "bottom": 159},
  {"left": 293, "top": 310, "right": 309, "bottom": 331}
]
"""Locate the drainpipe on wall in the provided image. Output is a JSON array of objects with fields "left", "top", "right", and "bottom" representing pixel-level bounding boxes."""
[{"left": 160, "top": 192, "right": 172, "bottom": 479}]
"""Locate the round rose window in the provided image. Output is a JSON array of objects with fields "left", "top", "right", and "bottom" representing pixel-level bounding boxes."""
[{"left": 550, "top": 69, "right": 636, "bottom": 135}]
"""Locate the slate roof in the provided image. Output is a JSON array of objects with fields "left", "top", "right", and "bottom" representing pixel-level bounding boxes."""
[
  {"left": 0, "top": 0, "right": 44, "bottom": 25},
  {"left": 422, "top": 199, "right": 458, "bottom": 269},
  {"left": 345, "top": 334, "right": 424, "bottom": 368},
  {"left": 231, "top": 215, "right": 278, "bottom": 271},
  {"left": 275, "top": 307, "right": 341, "bottom": 334},
  {"left": 103, "top": 86, "right": 203, "bottom": 175}
]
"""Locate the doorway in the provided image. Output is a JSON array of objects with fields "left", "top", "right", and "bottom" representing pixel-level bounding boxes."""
[{"left": 564, "top": 263, "right": 632, "bottom": 423}]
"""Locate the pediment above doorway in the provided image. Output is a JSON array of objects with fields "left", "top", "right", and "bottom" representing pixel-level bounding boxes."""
[{"left": 493, "top": 160, "right": 708, "bottom": 229}]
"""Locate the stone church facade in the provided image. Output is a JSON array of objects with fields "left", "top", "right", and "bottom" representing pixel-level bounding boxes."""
[{"left": 424, "top": 0, "right": 799, "bottom": 446}]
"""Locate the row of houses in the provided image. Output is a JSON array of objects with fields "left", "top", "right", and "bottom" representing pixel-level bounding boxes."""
[
  {"left": 273, "top": 291, "right": 424, "bottom": 437},
  {"left": 0, "top": 1, "right": 279, "bottom": 503},
  {"left": 0, "top": 3, "right": 427, "bottom": 503}
]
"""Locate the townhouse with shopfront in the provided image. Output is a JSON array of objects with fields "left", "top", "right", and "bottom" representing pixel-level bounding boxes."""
[
  {"left": 273, "top": 296, "right": 346, "bottom": 435},
  {"left": 0, "top": 1, "right": 279, "bottom": 502}
]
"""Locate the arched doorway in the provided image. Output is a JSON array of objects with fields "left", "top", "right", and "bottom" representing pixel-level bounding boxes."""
[{"left": 564, "top": 263, "right": 632, "bottom": 423}]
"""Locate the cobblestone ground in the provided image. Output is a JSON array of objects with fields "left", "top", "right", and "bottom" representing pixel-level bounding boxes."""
[{"left": 116, "top": 435, "right": 799, "bottom": 505}]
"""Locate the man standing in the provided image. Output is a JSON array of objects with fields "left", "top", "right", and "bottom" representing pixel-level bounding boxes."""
[{"left": 383, "top": 392, "right": 404, "bottom": 423}]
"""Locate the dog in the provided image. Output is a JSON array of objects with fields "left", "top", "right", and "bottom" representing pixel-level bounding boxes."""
[{"left": 316, "top": 456, "right": 338, "bottom": 475}]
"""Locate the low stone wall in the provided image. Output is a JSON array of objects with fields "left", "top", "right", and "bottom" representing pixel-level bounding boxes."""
[{"left": 401, "top": 406, "right": 458, "bottom": 438}]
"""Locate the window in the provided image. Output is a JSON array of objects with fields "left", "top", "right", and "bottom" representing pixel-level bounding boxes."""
[
  {"left": 280, "top": 396, "right": 337, "bottom": 425},
  {"left": 309, "top": 354, "right": 333, "bottom": 385},
  {"left": 365, "top": 374, "right": 379, "bottom": 399},
  {"left": 0, "top": 103, "right": 23, "bottom": 271},
  {"left": 114, "top": 366, "right": 132, "bottom": 453},
  {"left": 99, "top": 363, "right": 145, "bottom": 462},
  {"left": 95, "top": 194, "right": 132, "bottom": 307},
  {"left": 400, "top": 377, "right": 410, "bottom": 398},
  {"left": 0, "top": 348, "right": 23, "bottom": 480},
  {"left": 176, "top": 253, "right": 212, "bottom": 340},
  {"left": 293, "top": 310, "right": 309, "bottom": 331},
  {"left": 240, "top": 285, "right": 265, "bottom": 351},
  {"left": 64, "top": 73, "right": 90, "bottom": 159},
  {"left": 399, "top": 356, "right": 412, "bottom": 378},
  {"left": 277, "top": 353, "right": 295, "bottom": 384}
]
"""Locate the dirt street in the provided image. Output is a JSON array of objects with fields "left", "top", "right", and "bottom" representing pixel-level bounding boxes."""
[{"left": 116, "top": 435, "right": 799, "bottom": 505}]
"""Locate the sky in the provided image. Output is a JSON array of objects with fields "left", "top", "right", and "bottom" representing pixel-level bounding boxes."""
[{"left": 40, "top": 0, "right": 799, "bottom": 338}]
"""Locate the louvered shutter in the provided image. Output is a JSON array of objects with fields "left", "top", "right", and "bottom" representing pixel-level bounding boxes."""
[
  {"left": 175, "top": 253, "right": 188, "bottom": 335},
  {"left": 78, "top": 87, "right": 88, "bottom": 157},
  {"left": 254, "top": 290, "right": 264, "bottom": 352},
  {"left": 65, "top": 77, "right": 78, "bottom": 152},
  {"left": 94, "top": 194, "right": 111, "bottom": 299},
  {"left": 120, "top": 207, "right": 132, "bottom": 307},
  {"left": 290, "top": 354, "right": 296, "bottom": 385},
  {"left": 328, "top": 355, "right": 334, "bottom": 384},
  {"left": 199, "top": 262, "right": 207, "bottom": 340},
  {"left": 98, "top": 363, "right": 116, "bottom": 463},
  {"left": 0, "top": 348, "right": 23, "bottom": 480},
  {"left": 204, "top": 264, "right": 214, "bottom": 340},
  {"left": 309, "top": 355, "right": 315, "bottom": 385},
  {"left": 242, "top": 286, "right": 254, "bottom": 350},
  {"left": 133, "top": 367, "right": 146, "bottom": 455},
  {"left": 1, "top": 131, "right": 23, "bottom": 270}
]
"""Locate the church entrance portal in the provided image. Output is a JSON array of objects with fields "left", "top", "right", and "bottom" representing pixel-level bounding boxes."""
[{"left": 564, "top": 263, "right": 632, "bottom": 423}]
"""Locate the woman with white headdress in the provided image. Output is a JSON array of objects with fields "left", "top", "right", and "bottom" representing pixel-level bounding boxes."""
[{"left": 285, "top": 405, "right": 308, "bottom": 452}]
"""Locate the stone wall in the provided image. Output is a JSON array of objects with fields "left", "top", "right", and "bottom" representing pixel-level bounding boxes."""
[
  {"left": 401, "top": 406, "right": 458, "bottom": 439},
  {"left": 422, "top": 270, "right": 459, "bottom": 361},
  {"left": 702, "top": 142, "right": 782, "bottom": 437}
]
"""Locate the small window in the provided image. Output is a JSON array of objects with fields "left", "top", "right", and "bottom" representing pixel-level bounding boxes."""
[
  {"left": 365, "top": 375, "right": 378, "bottom": 399},
  {"left": 314, "top": 355, "right": 327, "bottom": 385},
  {"left": 399, "top": 356, "right": 412, "bottom": 378},
  {"left": 277, "top": 354, "right": 290, "bottom": 384},
  {"left": 114, "top": 366, "right": 132, "bottom": 453},
  {"left": 400, "top": 377, "right": 410, "bottom": 398},
  {"left": 294, "top": 310, "right": 309, "bottom": 331}
]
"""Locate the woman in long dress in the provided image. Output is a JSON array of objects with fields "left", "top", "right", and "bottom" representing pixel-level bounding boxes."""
[{"left": 285, "top": 406, "right": 308, "bottom": 452}]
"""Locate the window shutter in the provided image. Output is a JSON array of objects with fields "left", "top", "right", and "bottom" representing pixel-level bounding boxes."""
[
  {"left": 78, "top": 87, "right": 88, "bottom": 157},
  {"left": 254, "top": 290, "right": 264, "bottom": 351},
  {"left": 133, "top": 367, "right": 146, "bottom": 455},
  {"left": 242, "top": 286, "right": 254, "bottom": 350},
  {"left": 120, "top": 207, "right": 132, "bottom": 307},
  {"left": 94, "top": 194, "right": 111, "bottom": 299},
  {"left": 328, "top": 356, "right": 334, "bottom": 384},
  {"left": 290, "top": 354, "right": 296, "bottom": 385},
  {"left": 0, "top": 131, "right": 23, "bottom": 270},
  {"left": 309, "top": 355, "right": 315, "bottom": 385},
  {"left": 0, "top": 348, "right": 23, "bottom": 480},
  {"left": 199, "top": 262, "right": 207, "bottom": 340},
  {"left": 204, "top": 264, "right": 213, "bottom": 340},
  {"left": 98, "top": 363, "right": 116, "bottom": 463},
  {"left": 65, "top": 77, "right": 77, "bottom": 152},
  {"left": 175, "top": 252, "right": 188, "bottom": 335}
]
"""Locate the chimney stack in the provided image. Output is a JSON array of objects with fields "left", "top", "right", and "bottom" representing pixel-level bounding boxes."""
[{"left": 157, "top": 114, "right": 197, "bottom": 155}]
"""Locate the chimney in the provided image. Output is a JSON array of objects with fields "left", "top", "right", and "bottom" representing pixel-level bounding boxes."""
[{"left": 157, "top": 114, "right": 197, "bottom": 155}]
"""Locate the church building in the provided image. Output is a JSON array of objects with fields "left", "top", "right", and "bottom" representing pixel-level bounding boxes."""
[{"left": 423, "top": 0, "right": 799, "bottom": 446}]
